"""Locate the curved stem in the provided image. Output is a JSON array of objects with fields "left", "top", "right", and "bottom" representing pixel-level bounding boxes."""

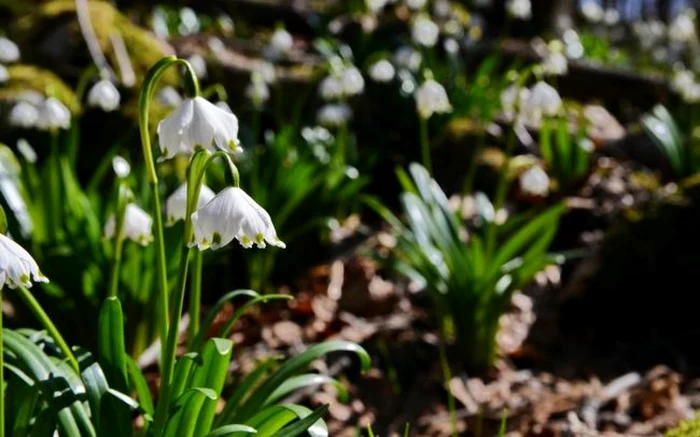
[
  {"left": 420, "top": 117, "right": 432, "bottom": 175},
  {"left": 187, "top": 250, "right": 203, "bottom": 349},
  {"left": 15, "top": 286, "right": 80, "bottom": 374},
  {"left": 108, "top": 186, "right": 129, "bottom": 299}
]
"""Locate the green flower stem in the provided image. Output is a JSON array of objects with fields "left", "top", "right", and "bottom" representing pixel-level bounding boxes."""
[
  {"left": 485, "top": 127, "right": 517, "bottom": 256},
  {"left": 462, "top": 127, "right": 485, "bottom": 197},
  {"left": 108, "top": 185, "right": 130, "bottom": 299},
  {"left": 1, "top": 289, "right": 4, "bottom": 437},
  {"left": 420, "top": 116, "right": 432, "bottom": 175},
  {"left": 48, "top": 130, "right": 63, "bottom": 242},
  {"left": 138, "top": 56, "right": 201, "bottom": 372},
  {"left": 15, "top": 285, "right": 80, "bottom": 374},
  {"left": 68, "top": 65, "right": 99, "bottom": 164},
  {"left": 187, "top": 250, "right": 203, "bottom": 349}
]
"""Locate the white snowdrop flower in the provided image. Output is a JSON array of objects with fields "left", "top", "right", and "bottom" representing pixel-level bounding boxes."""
[
  {"left": 187, "top": 54, "right": 208, "bottom": 79},
  {"left": 366, "top": 0, "right": 389, "bottom": 13},
  {"left": 268, "top": 27, "right": 293, "bottom": 58},
  {"left": 112, "top": 155, "right": 131, "bottom": 178},
  {"left": 669, "top": 12, "right": 696, "bottom": 43},
  {"left": 317, "top": 103, "right": 352, "bottom": 127},
  {"left": 16, "top": 139, "right": 36, "bottom": 163},
  {"left": 507, "top": 0, "right": 531, "bottom": 20},
  {"left": 444, "top": 38, "right": 460, "bottom": 55},
  {"left": 157, "top": 96, "right": 240, "bottom": 160},
  {"left": 15, "top": 90, "right": 44, "bottom": 105},
  {"left": 603, "top": 8, "right": 620, "bottom": 26},
  {"left": 671, "top": 69, "right": 694, "bottom": 95},
  {"left": 319, "top": 75, "right": 345, "bottom": 101},
  {"left": 87, "top": 79, "right": 120, "bottom": 112},
  {"left": 157, "top": 86, "right": 183, "bottom": 107},
  {"left": 683, "top": 82, "right": 700, "bottom": 104},
  {"left": 342, "top": 66, "right": 365, "bottom": 96},
  {"left": 189, "top": 186, "right": 285, "bottom": 250},
  {"left": 581, "top": 0, "right": 604, "bottom": 23},
  {"left": 245, "top": 73, "right": 270, "bottom": 108},
  {"left": 0, "top": 64, "right": 8, "bottom": 83},
  {"left": 165, "top": 182, "right": 215, "bottom": 226},
  {"left": 434, "top": 0, "right": 452, "bottom": 17},
  {"left": 207, "top": 37, "right": 226, "bottom": 54},
  {"left": 412, "top": 14, "right": 440, "bottom": 48},
  {"left": 542, "top": 51, "right": 567, "bottom": 76},
  {"left": 259, "top": 62, "right": 277, "bottom": 84},
  {"left": 406, "top": 0, "right": 427, "bottom": 11},
  {"left": 36, "top": 97, "right": 71, "bottom": 130},
  {"left": 500, "top": 84, "right": 529, "bottom": 121},
  {"left": 394, "top": 46, "right": 422, "bottom": 72},
  {"left": 519, "top": 166, "right": 549, "bottom": 197},
  {"left": 104, "top": 203, "right": 153, "bottom": 246},
  {"left": 415, "top": 79, "right": 452, "bottom": 119},
  {"left": 369, "top": 59, "right": 395, "bottom": 82},
  {"left": 0, "top": 37, "right": 20, "bottom": 63},
  {"left": 522, "top": 82, "right": 562, "bottom": 121},
  {"left": 0, "top": 234, "right": 48, "bottom": 288},
  {"left": 9, "top": 101, "right": 39, "bottom": 128}
]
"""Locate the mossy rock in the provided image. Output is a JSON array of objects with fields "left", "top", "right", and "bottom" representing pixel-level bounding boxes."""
[{"left": 0, "top": 64, "right": 80, "bottom": 114}]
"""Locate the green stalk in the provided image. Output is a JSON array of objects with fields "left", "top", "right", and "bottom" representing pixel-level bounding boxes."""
[
  {"left": 68, "top": 65, "right": 98, "bottom": 164},
  {"left": 1, "top": 289, "right": 4, "bottom": 437},
  {"left": 15, "top": 285, "right": 80, "bottom": 374},
  {"left": 420, "top": 116, "right": 432, "bottom": 174},
  {"left": 48, "top": 130, "right": 62, "bottom": 242},
  {"left": 187, "top": 250, "right": 203, "bottom": 349},
  {"left": 108, "top": 200, "right": 127, "bottom": 299},
  {"left": 462, "top": 127, "right": 485, "bottom": 197},
  {"left": 485, "top": 128, "right": 517, "bottom": 256}
]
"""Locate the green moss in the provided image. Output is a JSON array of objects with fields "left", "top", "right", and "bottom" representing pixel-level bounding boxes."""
[
  {"left": 667, "top": 414, "right": 700, "bottom": 437},
  {"left": 0, "top": 64, "right": 80, "bottom": 114}
]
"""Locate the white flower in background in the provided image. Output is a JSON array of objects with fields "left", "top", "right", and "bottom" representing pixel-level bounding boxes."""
[
  {"left": 112, "top": 155, "right": 131, "bottom": 178},
  {"left": 246, "top": 72, "right": 270, "bottom": 108},
  {"left": 16, "top": 139, "right": 36, "bottom": 163},
  {"left": 415, "top": 79, "right": 452, "bottom": 119},
  {"left": 669, "top": 11, "right": 696, "bottom": 43},
  {"left": 443, "top": 38, "right": 460, "bottom": 55},
  {"left": 682, "top": 82, "right": 700, "bottom": 104},
  {"left": 603, "top": 8, "right": 620, "bottom": 26},
  {"left": 190, "top": 187, "right": 285, "bottom": 250},
  {"left": 317, "top": 103, "right": 352, "bottom": 127},
  {"left": 369, "top": 59, "right": 395, "bottom": 82},
  {"left": 267, "top": 27, "right": 293, "bottom": 59},
  {"left": 259, "top": 62, "right": 277, "bottom": 83},
  {"left": 165, "top": 183, "right": 216, "bottom": 226},
  {"left": 412, "top": 14, "right": 440, "bottom": 47},
  {"left": 522, "top": 82, "right": 562, "bottom": 121},
  {"left": 519, "top": 166, "right": 550, "bottom": 196},
  {"left": 157, "top": 96, "right": 240, "bottom": 160},
  {"left": 187, "top": 54, "right": 208, "bottom": 79},
  {"left": 319, "top": 75, "right": 345, "bottom": 101},
  {"left": 0, "top": 37, "right": 20, "bottom": 63},
  {"left": 9, "top": 101, "right": 39, "bottom": 128},
  {"left": 207, "top": 36, "right": 226, "bottom": 54},
  {"left": 671, "top": 69, "right": 694, "bottom": 95},
  {"left": 342, "top": 66, "right": 365, "bottom": 96},
  {"left": 157, "top": 86, "right": 183, "bottom": 107},
  {"left": 0, "top": 64, "right": 8, "bottom": 83},
  {"left": 500, "top": 84, "right": 530, "bottom": 120},
  {"left": 366, "top": 0, "right": 389, "bottom": 13},
  {"left": 15, "top": 90, "right": 43, "bottom": 105},
  {"left": 87, "top": 79, "right": 120, "bottom": 112},
  {"left": 507, "top": 0, "right": 531, "bottom": 20},
  {"left": 394, "top": 46, "right": 422, "bottom": 72},
  {"left": 36, "top": 97, "right": 71, "bottom": 130},
  {"left": 0, "top": 234, "right": 48, "bottom": 288},
  {"left": 406, "top": 0, "right": 427, "bottom": 11},
  {"left": 433, "top": 0, "right": 452, "bottom": 17},
  {"left": 104, "top": 203, "right": 153, "bottom": 246},
  {"left": 581, "top": 0, "right": 604, "bottom": 23},
  {"left": 542, "top": 51, "right": 568, "bottom": 76}
]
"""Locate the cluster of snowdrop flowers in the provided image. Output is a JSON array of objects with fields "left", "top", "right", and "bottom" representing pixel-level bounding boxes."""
[
  {"left": 7, "top": 91, "right": 71, "bottom": 130},
  {"left": 519, "top": 165, "right": 550, "bottom": 197},
  {"left": 104, "top": 203, "right": 154, "bottom": 247},
  {"left": 302, "top": 125, "right": 334, "bottom": 163},
  {"left": 415, "top": 78, "right": 452, "bottom": 119},
  {"left": 507, "top": 0, "right": 531, "bottom": 20},
  {"left": 669, "top": 10, "right": 696, "bottom": 44},
  {"left": 318, "top": 63, "right": 365, "bottom": 101},
  {"left": 87, "top": 79, "right": 121, "bottom": 112},
  {"left": 0, "top": 233, "right": 48, "bottom": 289},
  {"left": 520, "top": 82, "right": 562, "bottom": 125},
  {"left": 412, "top": 14, "right": 440, "bottom": 48},
  {"left": 317, "top": 103, "right": 353, "bottom": 127},
  {"left": 265, "top": 26, "right": 293, "bottom": 60},
  {"left": 541, "top": 41, "right": 568, "bottom": 77},
  {"left": 368, "top": 59, "right": 396, "bottom": 83}
]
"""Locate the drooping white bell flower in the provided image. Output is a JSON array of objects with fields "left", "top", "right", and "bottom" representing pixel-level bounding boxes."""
[
  {"left": 318, "top": 74, "right": 343, "bottom": 101},
  {"left": 0, "top": 64, "right": 8, "bottom": 83},
  {"left": 412, "top": 14, "right": 440, "bottom": 48},
  {"left": 157, "top": 96, "right": 240, "bottom": 160},
  {"left": 259, "top": 62, "right": 277, "bottom": 84},
  {"left": 267, "top": 27, "right": 293, "bottom": 59},
  {"left": 36, "top": 97, "right": 71, "bottom": 130},
  {"left": 542, "top": 51, "right": 568, "bottom": 76},
  {"left": 87, "top": 79, "right": 120, "bottom": 112},
  {"left": 581, "top": 0, "right": 604, "bottom": 23},
  {"left": 669, "top": 11, "right": 696, "bottom": 43},
  {"left": 104, "top": 203, "right": 153, "bottom": 246},
  {"left": 157, "top": 86, "right": 183, "bottom": 107},
  {"left": 112, "top": 155, "right": 131, "bottom": 178},
  {"left": 394, "top": 46, "right": 422, "bottom": 72},
  {"left": 507, "top": 0, "right": 532, "bottom": 20},
  {"left": 16, "top": 139, "right": 37, "bottom": 164},
  {"left": 671, "top": 69, "right": 694, "bottom": 95},
  {"left": 415, "top": 79, "right": 452, "bottom": 119},
  {"left": 522, "top": 82, "right": 562, "bottom": 122},
  {"left": 603, "top": 8, "right": 620, "bottom": 26},
  {"left": 519, "top": 166, "right": 550, "bottom": 197},
  {"left": 0, "top": 37, "right": 20, "bottom": 63},
  {"left": 341, "top": 66, "right": 365, "bottom": 96},
  {"left": 366, "top": 0, "right": 389, "bottom": 13},
  {"left": 187, "top": 54, "right": 208, "bottom": 79},
  {"left": 9, "top": 101, "right": 38, "bottom": 128},
  {"left": 443, "top": 38, "right": 459, "bottom": 55},
  {"left": 0, "top": 234, "right": 48, "bottom": 289},
  {"left": 246, "top": 72, "right": 270, "bottom": 108},
  {"left": 317, "top": 103, "right": 352, "bottom": 127},
  {"left": 165, "top": 183, "right": 216, "bottom": 226},
  {"left": 500, "top": 84, "right": 530, "bottom": 121},
  {"left": 369, "top": 59, "right": 395, "bottom": 82},
  {"left": 406, "top": 0, "right": 427, "bottom": 11},
  {"left": 189, "top": 187, "right": 285, "bottom": 250}
]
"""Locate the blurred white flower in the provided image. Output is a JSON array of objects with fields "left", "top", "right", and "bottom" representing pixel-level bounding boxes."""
[
  {"left": 112, "top": 155, "right": 131, "bottom": 178},
  {"left": 671, "top": 69, "right": 694, "bottom": 95},
  {"left": 190, "top": 187, "right": 285, "bottom": 250},
  {"left": 259, "top": 62, "right": 277, "bottom": 84},
  {"left": 443, "top": 38, "right": 460, "bottom": 55},
  {"left": 603, "top": 8, "right": 620, "bottom": 26},
  {"left": 104, "top": 203, "right": 154, "bottom": 246},
  {"left": 87, "top": 79, "right": 120, "bottom": 112},
  {"left": 369, "top": 59, "right": 395, "bottom": 82},
  {"left": 9, "top": 101, "right": 39, "bottom": 128},
  {"left": 669, "top": 11, "right": 696, "bottom": 43},
  {"left": 319, "top": 75, "right": 344, "bottom": 101},
  {"left": 157, "top": 86, "right": 183, "bottom": 107},
  {"left": 16, "top": 139, "right": 36, "bottom": 163},
  {"left": 500, "top": 84, "right": 529, "bottom": 121},
  {"left": 519, "top": 166, "right": 549, "bottom": 196},
  {"left": 542, "top": 51, "right": 567, "bottom": 76},
  {"left": 166, "top": 182, "right": 216, "bottom": 226},
  {"left": 36, "top": 97, "right": 71, "bottom": 130},
  {"left": 581, "top": 0, "right": 604, "bottom": 23},
  {"left": 366, "top": 0, "right": 389, "bottom": 13},
  {"left": 394, "top": 46, "right": 422, "bottom": 72},
  {"left": 317, "top": 103, "right": 352, "bottom": 127},
  {"left": 0, "top": 37, "right": 20, "bottom": 63},
  {"left": 15, "top": 90, "right": 44, "bottom": 105},
  {"left": 0, "top": 234, "right": 48, "bottom": 288},
  {"left": 507, "top": 0, "right": 531, "bottom": 20},
  {"left": 187, "top": 54, "right": 208, "bottom": 79},
  {"left": 342, "top": 66, "right": 365, "bottom": 96},
  {"left": 207, "top": 36, "right": 226, "bottom": 54},
  {"left": 406, "top": 0, "right": 427, "bottom": 10},
  {"left": 412, "top": 14, "right": 440, "bottom": 47},
  {"left": 157, "top": 96, "right": 240, "bottom": 160},
  {"left": 522, "top": 82, "right": 562, "bottom": 122},
  {"left": 415, "top": 79, "right": 452, "bottom": 119},
  {"left": 246, "top": 72, "right": 270, "bottom": 108},
  {"left": 267, "top": 27, "right": 293, "bottom": 59},
  {"left": 0, "top": 64, "right": 8, "bottom": 83}
]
